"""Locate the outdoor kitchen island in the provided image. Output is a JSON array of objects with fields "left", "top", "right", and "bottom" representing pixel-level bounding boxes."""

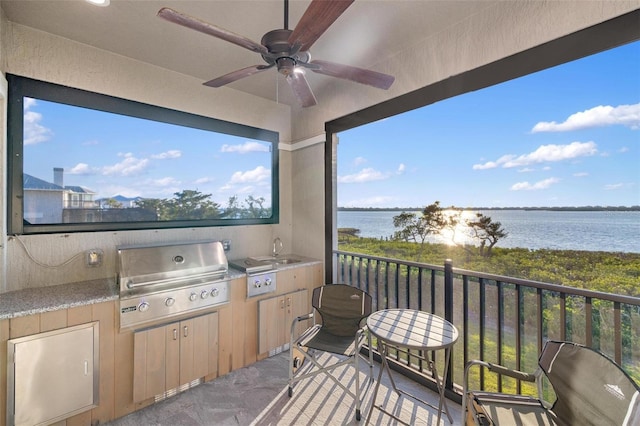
[{"left": 0, "top": 255, "right": 322, "bottom": 426}]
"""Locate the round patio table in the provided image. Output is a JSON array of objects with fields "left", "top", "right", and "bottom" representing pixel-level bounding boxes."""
[{"left": 366, "top": 309, "right": 459, "bottom": 425}]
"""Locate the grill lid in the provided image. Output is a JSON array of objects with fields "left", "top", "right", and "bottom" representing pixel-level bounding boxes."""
[{"left": 117, "top": 240, "right": 228, "bottom": 293}]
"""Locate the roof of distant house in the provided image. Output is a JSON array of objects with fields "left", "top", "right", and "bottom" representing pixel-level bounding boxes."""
[{"left": 23, "top": 173, "right": 95, "bottom": 194}]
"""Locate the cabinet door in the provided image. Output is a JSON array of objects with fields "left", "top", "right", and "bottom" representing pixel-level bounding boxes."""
[
  {"left": 258, "top": 296, "right": 283, "bottom": 354},
  {"left": 288, "top": 289, "right": 309, "bottom": 344},
  {"left": 134, "top": 312, "right": 219, "bottom": 401},
  {"left": 165, "top": 323, "right": 181, "bottom": 391},
  {"left": 259, "top": 289, "right": 309, "bottom": 354},
  {"left": 133, "top": 325, "right": 167, "bottom": 402},
  {"left": 180, "top": 314, "right": 215, "bottom": 384}
]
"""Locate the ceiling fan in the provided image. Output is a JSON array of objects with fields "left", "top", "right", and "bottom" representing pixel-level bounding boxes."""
[{"left": 157, "top": 0, "right": 395, "bottom": 108}]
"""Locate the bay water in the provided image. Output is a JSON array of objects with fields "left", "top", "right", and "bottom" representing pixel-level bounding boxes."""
[{"left": 337, "top": 210, "right": 640, "bottom": 253}]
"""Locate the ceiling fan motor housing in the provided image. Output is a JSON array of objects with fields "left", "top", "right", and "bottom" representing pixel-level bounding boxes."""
[{"left": 261, "top": 29, "right": 310, "bottom": 75}]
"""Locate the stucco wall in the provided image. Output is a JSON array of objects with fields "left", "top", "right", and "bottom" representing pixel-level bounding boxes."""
[{"left": 0, "top": 20, "right": 295, "bottom": 291}]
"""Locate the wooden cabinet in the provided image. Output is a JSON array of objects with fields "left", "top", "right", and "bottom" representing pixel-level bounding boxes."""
[
  {"left": 0, "top": 301, "right": 115, "bottom": 426},
  {"left": 258, "top": 289, "right": 308, "bottom": 355},
  {"left": 133, "top": 312, "right": 218, "bottom": 402}
]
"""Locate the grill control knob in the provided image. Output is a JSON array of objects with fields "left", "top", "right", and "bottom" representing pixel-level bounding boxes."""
[
  {"left": 189, "top": 292, "right": 198, "bottom": 302},
  {"left": 138, "top": 302, "right": 150, "bottom": 312},
  {"left": 264, "top": 278, "right": 272, "bottom": 286},
  {"left": 165, "top": 297, "right": 175, "bottom": 307},
  {"left": 254, "top": 279, "right": 261, "bottom": 288},
  {"left": 200, "top": 290, "right": 209, "bottom": 299},
  {"left": 211, "top": 288, "right": 219, "bottom": 297}
]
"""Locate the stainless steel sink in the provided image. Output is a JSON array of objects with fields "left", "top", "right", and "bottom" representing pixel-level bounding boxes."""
[
  {"left": 252, "top": 255, "right": 301, "bottom": 265},
  {"left": 274, "top": 257, "right": 300, "bottom": 264}
]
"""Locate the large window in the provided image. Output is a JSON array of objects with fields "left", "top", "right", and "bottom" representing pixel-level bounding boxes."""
[{"left": 7, "top": 75, "right": 279, "bottom": 234}]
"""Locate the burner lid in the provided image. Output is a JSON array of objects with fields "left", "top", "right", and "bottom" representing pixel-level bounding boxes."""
[{"left": 228, "top": 257, "right": 274, "bottom": 274}]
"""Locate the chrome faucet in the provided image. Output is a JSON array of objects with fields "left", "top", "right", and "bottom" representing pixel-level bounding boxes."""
[{"left": 272, "top": 237, "right": 283, "bottom": 257}]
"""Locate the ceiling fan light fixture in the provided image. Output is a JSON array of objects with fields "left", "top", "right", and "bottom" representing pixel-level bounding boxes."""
[
  {"left": 85, "top": 0, "right": 110, "bottom": 7},
  {"left": 276, "top": 57, "right": 297, "bottom": 76}
]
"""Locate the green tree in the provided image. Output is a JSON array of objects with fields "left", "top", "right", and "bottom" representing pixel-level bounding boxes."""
[
  {"left": 103, "top": 198, "right": 123, "bottom": 208},
  {"left": 244, "top": 195, "right": 268, "bottom": 218},
  {"left": 135, "top": 198, "right": 162, "bottom": 219},
  {"left": 393, "top": 201, "right": 447, "bottom": 260},
  {"left": 224, "top": 195, "right": 242, "bottom": 219},
  {"left": 466, "top": 212, "right": 508, "bottom": 257},
  {"left": 162, "top": 190, "right": 221, "bottom": 220}
]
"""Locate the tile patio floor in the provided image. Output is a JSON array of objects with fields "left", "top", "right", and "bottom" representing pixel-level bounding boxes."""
[{"left": 105, "top": 351, "right": 463, "bottom": 426}]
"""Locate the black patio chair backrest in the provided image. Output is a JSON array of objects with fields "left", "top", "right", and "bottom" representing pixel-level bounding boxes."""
[
  {"left": 539, "top": 340, "right": 640, "bottom": 425},
  {"left": 312, "top": 284, "right": 372, "bottom": 337}
]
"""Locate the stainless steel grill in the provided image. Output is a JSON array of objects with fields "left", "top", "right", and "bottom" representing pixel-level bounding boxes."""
[{"left": 118, "top": 241, "right": 230, "bottom": 329}]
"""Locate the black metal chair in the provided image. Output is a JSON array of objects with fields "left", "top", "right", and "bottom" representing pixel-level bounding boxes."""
[
  {"left": 288, "top": 284, "right": 373, "bottom": 421},
  {"left": 463, "top": 340, "right": 640, "bottom": 425}
]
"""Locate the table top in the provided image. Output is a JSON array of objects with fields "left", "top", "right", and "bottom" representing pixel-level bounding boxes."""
[{"left": 367, "top": 309, "right": 459, "bottom": 351}]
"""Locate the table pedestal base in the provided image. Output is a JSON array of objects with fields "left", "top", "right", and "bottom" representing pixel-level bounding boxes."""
[{"left": 366, "top": 342, "right": 454, "bottom": 425}]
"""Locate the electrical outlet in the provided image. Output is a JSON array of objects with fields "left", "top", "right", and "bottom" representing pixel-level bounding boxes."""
[
  {"left": 222, "top": 239, "right": 231, "bottom": 251},
  {"left": 86, "top": 249, "right": 103, "bottom": 267}
]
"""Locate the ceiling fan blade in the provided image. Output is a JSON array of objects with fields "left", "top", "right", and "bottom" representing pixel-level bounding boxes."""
[
  {"left": 309, "top": 60, "right": 395, "bottom": 90},
  {"left": 204, "top": 65, "right": 272, "bottom": 88},
  {"left": 288, "top": 0, "right": 354, "bottom": 52},
  {"left": 158, "top": 7, "right": 268, "bottom": 55},
  {"left": 286, "top": 72, "right": 318, "bottom": 108}
]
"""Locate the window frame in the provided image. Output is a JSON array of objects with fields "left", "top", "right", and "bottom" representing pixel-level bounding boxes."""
[{"left": 7, "top": 74, "right": 280, "bottom": 235}]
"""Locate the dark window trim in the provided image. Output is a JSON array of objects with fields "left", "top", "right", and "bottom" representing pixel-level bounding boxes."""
[
  {"left": 7, "top": 74, "right": 280, "bottom": 234},
  {"left": 324, "top": 9, "right": 640, "bottom": 281}
]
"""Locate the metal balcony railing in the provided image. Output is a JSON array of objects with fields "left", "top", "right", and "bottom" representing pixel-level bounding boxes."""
[{"left": 333, "top": 250, "right": 640, "bottom": 403}]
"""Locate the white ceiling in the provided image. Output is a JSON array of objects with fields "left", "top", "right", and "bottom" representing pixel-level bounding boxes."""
[{"left": 0, "top": 0, "right": 497, "bottom": 107}]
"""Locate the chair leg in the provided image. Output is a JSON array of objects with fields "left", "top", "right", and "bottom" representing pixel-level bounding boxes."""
[
  {"left": 368, "top": 332, "right": 374, "bottom": 379},
  {"left": 354, "top": 350, "right": 361, "bottom": 421}
]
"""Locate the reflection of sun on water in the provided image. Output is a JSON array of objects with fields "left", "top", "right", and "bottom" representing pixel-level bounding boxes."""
[{"left": 435, "top": 210, "right": 478, "bottom": 247}]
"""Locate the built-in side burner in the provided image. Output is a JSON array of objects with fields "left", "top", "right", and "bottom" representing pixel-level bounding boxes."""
[
  {"left": 228, "top": 257, "right": 277, "bottom": 298},
  {"left": 118, "top": 241, "right": 230, "bottom": 329}
]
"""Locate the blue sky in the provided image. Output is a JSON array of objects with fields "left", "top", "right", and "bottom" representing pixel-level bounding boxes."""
[
  {"left": 23, "top": 98, "right": 273, "bottom": 206},
  {"left": 338, "top": 40, "right": 640, "bottom": 208}
]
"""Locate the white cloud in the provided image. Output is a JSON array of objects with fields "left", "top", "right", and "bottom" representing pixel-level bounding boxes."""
[
  {"left": 343, "top": 196, "right": 395, "bottom": 207},
  {"left": 338, "top": 168, "right": 389, "bottom": 183},
  {"left": 68, "top": 163, "right": 95, "bottom": 175},
  {"left": 518, "top": 167, "right": 535, "bottom": 173},
  {"left": 531, "top": 103, "right": 640, "bottom": 132},
  {"left": 604, "top": 183, "right": 625, "bottom": 190},
  {"left": 150, "top": 177, "right": 180, "bottom": 187},
  {"left": 102, "top": 153, "right": 149, "bottom": 176},
  {"left": 397, "top": 163, "right": 406, "bottom": 174},
  {"left": 473, "top": 141, "right": 597, "bottom": 170},
  {"left": 23, "top": 98, "right": 53, "bottom": 145},
  {"left": 228, "top": 166, "right": 270, "bottom": 184},
  {"left": 151, "top": 150, "right": 182, "bottom": 159},
  {"left": 510, "top": 177, "right": 560, "bottom": 191},
  {"left": 221, "top": 141, "right": 269, "bottom": 154},
  {"left": 194, "top": 177, "right": 213, "bottom": 184},
  {"left": 354, "top": 157, "right": 367, "bottom": 166}
]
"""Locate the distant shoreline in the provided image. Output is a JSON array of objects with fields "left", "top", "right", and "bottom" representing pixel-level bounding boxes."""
[{"left": 338, "top": 206, "right": 640, "bottom": 212}]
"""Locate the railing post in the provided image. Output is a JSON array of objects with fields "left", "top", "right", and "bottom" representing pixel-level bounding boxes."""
[{"left": 444, "top": 259, "right": 454, "bottom": 390}]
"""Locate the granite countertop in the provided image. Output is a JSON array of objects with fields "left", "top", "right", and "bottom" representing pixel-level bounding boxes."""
[
  {"left": 0, "top": 258, "right": 321, "bottom": 320},
  {"left": 0, "top": 278, "right": 118, "bottom": 320}
]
